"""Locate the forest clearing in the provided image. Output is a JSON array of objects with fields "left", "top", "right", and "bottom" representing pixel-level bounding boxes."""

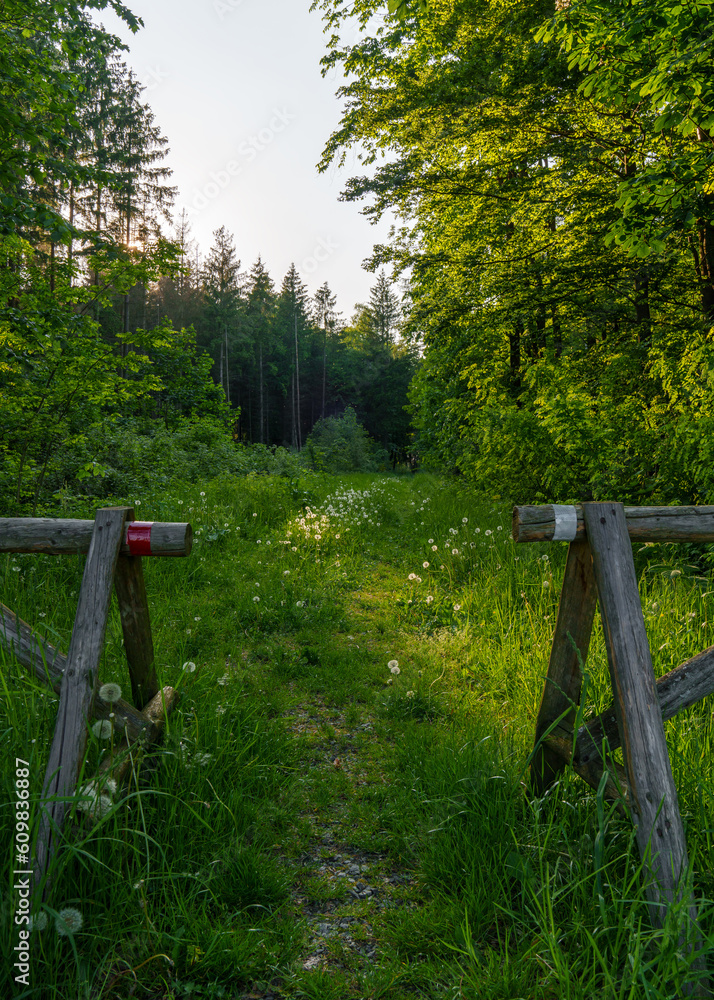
[{"left": 3, "top": 473, "right": 714, "bottom": 999}]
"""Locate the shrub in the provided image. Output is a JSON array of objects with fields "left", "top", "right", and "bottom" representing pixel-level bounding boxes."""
[{"left": 304, "top": 407, "right": 386, "bottom": 473}]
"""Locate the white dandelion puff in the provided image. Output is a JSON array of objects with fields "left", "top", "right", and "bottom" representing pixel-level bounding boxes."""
[
  {"left": 98, "top": 682, "right": 121, "bottom": 703},
  {"left": 182, "top": 661, "right": 196, "bottom": 673},
  {"left": 56, "top": 908, "right": 83, "bottom": 937},
  {"left": 91, "top": 720, "right": 112, "bottom": 740}
]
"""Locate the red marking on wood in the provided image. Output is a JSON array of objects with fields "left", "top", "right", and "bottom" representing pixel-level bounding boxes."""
[{"left": 126, "top": 522, "right": 153, "bottom": 556}]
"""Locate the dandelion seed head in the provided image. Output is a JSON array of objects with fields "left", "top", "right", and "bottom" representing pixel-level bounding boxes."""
[
  {"left": 29, "top": 912, "right": 48, "bottom": 932},
  {"left": 388, "top": 659, "right": 399, "bottom": 669},
  {"left": 98, "top": 682, "right": 121, "bottom": 703},
  {"left": 56, "top": 908, "right": 83, "bottom": 937},
  {"left": 423, "top": 561, "right": 429, "bottom": 569},
  {"left": 182, "top": 661, "right": 196, "bottom": 673},
  {"left": 91, "top": 720, "right": 112, "bottom": 740},
  {"left": 426, "top": 595, "right": 433, "bottom": 603}
]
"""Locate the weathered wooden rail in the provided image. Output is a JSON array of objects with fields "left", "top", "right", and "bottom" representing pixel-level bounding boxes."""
[
  {"left": 513, "top": 503, "right": 714, "bottom": 544},
  {"left": 515, "top": 502, "right": 710, "bottom": 995},
  {"left": 0, "top": 510, "right": 190, "bottom": 905}
]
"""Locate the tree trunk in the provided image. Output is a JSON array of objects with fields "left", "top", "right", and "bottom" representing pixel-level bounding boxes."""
[
  {"left": 259, "top": 342, "right": 264, "bottom": 444},
  {"left": 294, "top": 312, "right": 302, "bottom": 450},
  {"left": 225, "top": 327, "right": 230, "bottom": 404},
  {"left": 322, "top": 323, "right": 327, "bottom": 419},
  {"left": 508, "top": 318, "right": 522, "bottom": 401}
]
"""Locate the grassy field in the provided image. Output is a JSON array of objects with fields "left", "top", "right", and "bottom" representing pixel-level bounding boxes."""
[{"left": 3, "top": 472, "right": 714, "bottom": 999}]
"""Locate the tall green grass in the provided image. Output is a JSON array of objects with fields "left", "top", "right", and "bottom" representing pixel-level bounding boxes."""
[{"left": 1, "top": 472, "right": 714, "bottom": 997}]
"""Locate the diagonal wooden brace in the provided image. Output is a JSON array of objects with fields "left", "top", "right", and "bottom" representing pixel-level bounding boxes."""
[
  {"left": 531, "top": 538, "right": 598, "bottom": 794},
  {"left": 33, "top": 508, "right": 127, "bottom": 900},
  {"left": 583, "top": 503, "right": 700, "bottom": 934}
]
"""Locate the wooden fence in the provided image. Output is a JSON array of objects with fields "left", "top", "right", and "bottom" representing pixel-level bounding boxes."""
[{"left": 1, "top": 508, "right": 192, "bottom": 903}]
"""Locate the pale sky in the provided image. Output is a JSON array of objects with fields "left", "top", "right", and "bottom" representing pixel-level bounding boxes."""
[{"left": 100, "top": 0, "right": 394, "bottom": 317}]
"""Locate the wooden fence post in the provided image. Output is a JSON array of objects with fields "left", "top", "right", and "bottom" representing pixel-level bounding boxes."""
[
  {"left": 33, "top": 508, "right": 127, "bottom": 898},
  {"left": 582, "top": 503, "right": 700, "bottom": 933},
  {"left": 114, "top": 513, "right": 158, "bottom": 710}
]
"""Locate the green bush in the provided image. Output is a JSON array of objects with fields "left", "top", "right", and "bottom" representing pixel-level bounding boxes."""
[{"left": 304, "top": 407, "right": 386, "bottom": 473}]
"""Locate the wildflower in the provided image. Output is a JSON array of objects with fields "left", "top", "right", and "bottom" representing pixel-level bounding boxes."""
[
  {"left": 542, "top": 580, "right": 551, "bottom": 589},
  {"left": 39, "top": 612, "right": 46, "bottom": 618},
  {"left": 194, "top": 615, "right": 201, "bottom": 621},
  {"left": 423, "top": 561, "right": 430, "bottom": 569},
  {"left": 454, "top": 604, "right": 461, "bottom": 611},
  {"left": 98, "top": 682, "right": 122, "bottom": 703},
  {"left": 12, "top": 565, "right": 20, "bottom": 572},
  {"left": 650, "top": 602, "right": 660, "bottom": 614},
  {"left": 134, "top": 500, "right": 141, "bottom": 507},
  {"left": 255, "top": 581, "right": 260, "bottom": 587},
  {"left": 388, "top": 659, "right": 399, "bottom": 670},
  {"left": 440, "top": 565, "right": 445, "bottom": 570},
  {"left": 200, "top": 491, "right": 206, "bottom": 497},
  {"left": 336, "top": 533, "right": 341, "bottom": 539},
  {"left": 485, "top": 529, "right": 492, "bottom": 536},
  {"left": 257, "top": 539, "right": 262, "bottom": 544},
  {"left": 462, "top": 517, "right": 468, "bottom": 524},
  {"left": 428, "top": 538, "right": 434, "bottom": 544},
  {"left": 216, "top": 705, "right": 226, "bottom": 715},
  {"left": 452, "top": 549, "right": 459, "bottom": 556},
  {"left": 29, "top": 912, "right": 48, "bottom": 932},
  {"left": 291, "top": 546, "right": 297, "bottom": 552},
  {"left": 178, "top": 500, "right": 184, "bottom": 505},
  {"left": 497, "top": 525, "right": 503, "bottom": 531},
  {"left": 389, "top": 663, "right": 401, "bottom": 675},
  {"left": 91, "top": 720, "right": 112, "bottom": 740},
  {"left": 431, "top": 544, "right": 438, "bottom": 551},
  {"left": 296, "top": 601, "right": 304, "bottom": 607},
  {"left": 253, "top": 512, "right": 258, "bottom": 517},
  {"left": 56, "top": 908, "right": 83, "bottom": 937},
  {"left": 426, "top": 595, "right": 434, "bottom": 604},
  {"left": 475, "top": 527, "right": 481, "bottom": 534},
  {"left": 408, "top": 573, "right": 417, "bottom": 580},
  {"left": 182, "top": 661, "right": 196, "bottom": 673},
  {"left": 541, "top": 555, "right": 549, "bottom": 562},
  {"left": 406, "top": 690, "right": 415, "bottom": 699},
  {"left": 253, "top": 596, "right": 260, "bottom": 602},
  {"left": 283, "top": 570, "right": 291, "bottom": 576}
]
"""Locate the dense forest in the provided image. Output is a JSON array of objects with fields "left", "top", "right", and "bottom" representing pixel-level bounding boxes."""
[
  {"left": 2, "top": 0, "right": 714, "bottom": 512},
  {"left": 0, "top": 0, "right": 416, "bottom": 515},
  {"left": 314, "top": 0, "right": 714, "bottom": 504}
]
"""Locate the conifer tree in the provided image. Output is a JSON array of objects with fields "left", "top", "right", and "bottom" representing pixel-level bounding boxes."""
[{"left": 202, "top": 226, "right": 242, "bottom": 403}]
